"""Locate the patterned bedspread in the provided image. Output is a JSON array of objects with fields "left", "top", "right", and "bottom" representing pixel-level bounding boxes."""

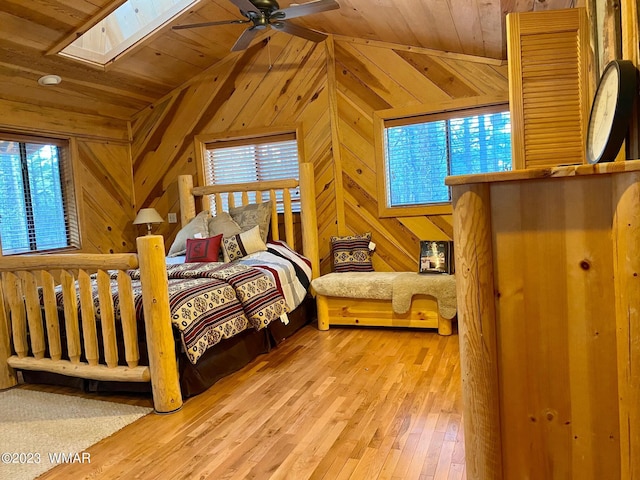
[
  {"left": 48, "top": 242, "right": 310, "bottom": 365},
  {"left": 157, "top": 262, "right": 288, "bottom": 363}
]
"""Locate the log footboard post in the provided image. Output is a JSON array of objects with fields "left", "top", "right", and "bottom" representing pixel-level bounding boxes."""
[
  {"left": 0, "top": 239, "right": 9, "bottom": 389},
  {"left": 0, "top": 284, "right": 17, "bottom": 389},
  {"left": 136, "top": 235, "right": 183, "bottom": 414}
]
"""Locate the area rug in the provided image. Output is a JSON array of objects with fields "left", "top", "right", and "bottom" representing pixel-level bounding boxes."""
[{"left": 0, "top": 388, "right": 152, "bottom": 480}]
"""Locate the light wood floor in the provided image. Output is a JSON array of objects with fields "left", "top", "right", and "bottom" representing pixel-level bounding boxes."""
[{"left": 28, "top": 325, "right": 465, "bottom": 480}]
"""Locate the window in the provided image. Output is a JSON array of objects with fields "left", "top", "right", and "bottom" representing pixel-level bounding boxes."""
[
  {"left": 59, "top": 0, "right": 199, "bottom": 66},
  {"left": 0, "top": 134, "right": 80, "bottom": 255},
  {"left": 377, "top": 104, "right": 512, "bottom": 216},
  {"left": 201, "top": 132, "right": 300, "bottom": 212}
]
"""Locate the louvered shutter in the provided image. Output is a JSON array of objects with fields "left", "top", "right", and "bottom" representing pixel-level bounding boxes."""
[{"left": 507, "top": 8, "right": 591, "bottom": 169}]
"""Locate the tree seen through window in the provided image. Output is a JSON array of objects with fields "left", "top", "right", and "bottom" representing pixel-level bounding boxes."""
[
  {"left": 385, "top": 109, "right": 512, "bottom": 207},
  {"left": 0, "top": 137, "right": 77, "bottom": 255}
]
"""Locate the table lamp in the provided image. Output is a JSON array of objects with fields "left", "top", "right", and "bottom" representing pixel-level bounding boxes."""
[{"left": 133, "top": 208, "right": 164, "bottom": 235}]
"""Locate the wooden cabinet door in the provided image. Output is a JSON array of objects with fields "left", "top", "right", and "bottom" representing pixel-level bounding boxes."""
[{"left": 507, "top": 8, "right": 591, "bottom": 169}]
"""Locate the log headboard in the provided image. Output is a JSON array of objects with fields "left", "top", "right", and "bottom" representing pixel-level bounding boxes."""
[{"left": 177, "top": 162, "right": 319, "bottom": 279}]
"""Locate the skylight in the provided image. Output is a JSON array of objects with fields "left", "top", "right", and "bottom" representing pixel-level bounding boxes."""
[{"left": 59, "top": 0, "right": 199, "bottom": 66}]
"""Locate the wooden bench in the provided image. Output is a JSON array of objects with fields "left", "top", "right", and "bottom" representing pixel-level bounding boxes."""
[{"left": 311, "top": 272, "right": 456, "bottom": 335}]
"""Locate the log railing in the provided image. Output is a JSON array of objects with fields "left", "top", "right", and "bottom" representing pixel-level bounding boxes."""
[
  {"left": 0, "top": 236, "right": 182, "bottom": 413},
  {"left": 0, "top": 169, "right": 319, "bottom": 414}
]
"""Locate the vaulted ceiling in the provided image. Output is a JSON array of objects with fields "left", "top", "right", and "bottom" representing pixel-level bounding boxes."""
[{"left": 0, "top": 0, "right": 578, "bottom": 122}]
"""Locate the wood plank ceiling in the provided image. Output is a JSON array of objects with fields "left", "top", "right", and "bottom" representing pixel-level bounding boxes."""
[{"left": 0, "top": 0, "right": 577, "bottom": 122}]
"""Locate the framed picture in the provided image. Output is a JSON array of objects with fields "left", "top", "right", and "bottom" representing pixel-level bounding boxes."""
[
  {"left": 419, "top": 240, "right": 454, "bottom": 274},
  {"left": 589, "top": 0, "right": 621, "bottom": 80}
]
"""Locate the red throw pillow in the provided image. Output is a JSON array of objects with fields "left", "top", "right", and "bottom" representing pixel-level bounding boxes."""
[{"left": 185, "top": 234, "right": 223, "bottom": 263}]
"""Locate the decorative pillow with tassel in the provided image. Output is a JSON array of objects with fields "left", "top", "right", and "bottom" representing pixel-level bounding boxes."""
[{"left": 330, "top": 232, "right": 375, "bottom": 273}]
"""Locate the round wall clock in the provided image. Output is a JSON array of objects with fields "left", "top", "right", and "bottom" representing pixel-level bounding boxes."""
[{"left": 585, "top": 59, "right": 637, "bottom": 164}]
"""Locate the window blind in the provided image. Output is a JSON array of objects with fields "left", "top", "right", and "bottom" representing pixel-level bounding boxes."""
[
  {"left": 203, "top": 133, "right": 300, "bottom": 212},
  {"left": 0, "top": 134, "right": 79, "bottom": 255}
]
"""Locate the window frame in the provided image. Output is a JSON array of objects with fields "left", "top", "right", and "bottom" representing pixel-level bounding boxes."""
[
  {"left": 373, "top": 97, "right": 510, "bottom": 218},
  {"left": 55, "top": 0, "right": 202, "bottom": 68},
  {"left": 194, "top": 126, "right": 304, "bottom": 213},
  {"left": 0, "top": 132, "right": 81, "bottom": 256}
]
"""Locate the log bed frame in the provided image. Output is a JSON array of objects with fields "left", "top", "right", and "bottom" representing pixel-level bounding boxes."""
[{"left": 0, "top": 164, "right": 319, "bottom": 413}]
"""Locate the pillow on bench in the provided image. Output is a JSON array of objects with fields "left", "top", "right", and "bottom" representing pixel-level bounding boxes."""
[{"left": 330, "top": 232, "right": 374, "bottom": 273}]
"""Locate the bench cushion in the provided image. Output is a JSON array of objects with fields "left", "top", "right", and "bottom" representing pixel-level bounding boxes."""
[
  {"left": 311, "top": 272, "right": 457, "bottom": 320},
  {"left": 312, "top": 272, "right": 400, "bottom": 299}
]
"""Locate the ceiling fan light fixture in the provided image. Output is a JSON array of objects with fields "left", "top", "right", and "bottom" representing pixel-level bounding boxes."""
[
  {"left": 251, "top": 0, "right": 280, "bottom": 12},
  {"left": 175, "top": 0, "right": 339, "bottom": 51}
]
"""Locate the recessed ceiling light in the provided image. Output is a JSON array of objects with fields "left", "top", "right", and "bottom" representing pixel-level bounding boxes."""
[{"left": 38, "top": 74, "right": 62, "bottom": 86}]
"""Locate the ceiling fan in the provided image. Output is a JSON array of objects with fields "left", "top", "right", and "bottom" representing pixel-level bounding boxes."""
[{"left": 173, "top": 0, "right": 339, "bottom": 51}]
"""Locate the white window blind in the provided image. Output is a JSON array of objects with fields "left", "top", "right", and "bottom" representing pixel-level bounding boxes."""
[
  {"left": 384, "top": 105, "right": 512, "bottom": 207},
  {"left": 203, "top": 133, "right": 300, "bottom": 212},
  {"left": 0, "top": 133, "right": 80, "bottom": 255}
]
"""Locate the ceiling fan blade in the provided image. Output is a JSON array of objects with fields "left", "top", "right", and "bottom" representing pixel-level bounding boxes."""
[
  {"left": 229, "top": 0, "right": 261, "bottom": 14},
  {"left": 231, "top": 27, "right": 261, "bottom": 51},
  {"left": 271, "top": 22, "right": 327, "bottom": 42},
  {"left": 172, "top": 19, "right": 250, "bottom": 30},
  {"left": 274, "top": 0, "right": 339, "bottom": 20}
]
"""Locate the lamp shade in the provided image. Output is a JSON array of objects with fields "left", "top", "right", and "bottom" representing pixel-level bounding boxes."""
[{"left": 133, "top": 208, "right": 164, "bottom": 225}]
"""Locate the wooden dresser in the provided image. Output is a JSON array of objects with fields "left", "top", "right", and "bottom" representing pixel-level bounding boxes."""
[{"left": 445, "top": 161, "right": 640, "bottom": 480}]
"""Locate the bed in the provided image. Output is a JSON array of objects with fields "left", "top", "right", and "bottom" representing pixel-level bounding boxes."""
[{"left": 0, "top": 164, "right": 319, "bottom": 413}]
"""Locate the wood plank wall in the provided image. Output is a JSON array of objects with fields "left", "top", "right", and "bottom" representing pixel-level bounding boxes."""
[
  {"left": 75, "top": 139, "right": 136, "bottom": 253},
  {"left": 0, "top": 99, "right": 135, "bottom": 254},
  {"left": 330, "top": 39, "right": 509, "bottom": 273},
  {"left": 131, "top": 34, "right": 336, "bottom": 269},
  {"left": 0, "top": 33, "right": 509, "bottom": 269},
  {"left": 131, "top": 34, "right": 510, "bottom": 274}
]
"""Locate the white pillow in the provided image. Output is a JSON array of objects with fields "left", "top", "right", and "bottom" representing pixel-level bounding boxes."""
[
  {"left": 208, "top": 211, "right": 242, "bottom": 238},
  {"left": 222, "top": 225, "right": 267, "bottom": 262},
  {"left": 229, "top": 201, "right": 272, "bottom": 243},
  {"left": 167, "top": 210, "right": 209, "bottom": 257}
]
